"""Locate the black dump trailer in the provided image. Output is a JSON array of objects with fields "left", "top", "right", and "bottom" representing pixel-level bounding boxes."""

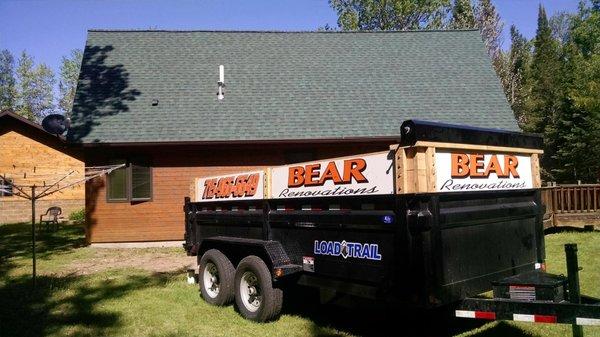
[{"left": 183, "top": 120, "right": 600, "bottom": 328}]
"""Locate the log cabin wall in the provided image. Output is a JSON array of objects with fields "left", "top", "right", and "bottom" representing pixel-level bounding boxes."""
[
  {"left": 84, "top": 142, "right": 389, "bottom": 243},
  {"left": 0, "top": 117, "right": 84, "bottom": 224}
]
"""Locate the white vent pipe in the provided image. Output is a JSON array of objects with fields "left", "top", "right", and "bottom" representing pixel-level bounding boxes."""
[{"left": 217, "top": 65, "right": 225, "bottom": 100}]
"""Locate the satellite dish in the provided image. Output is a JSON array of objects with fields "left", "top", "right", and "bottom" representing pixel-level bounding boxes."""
[{"left": 42, "top": 114, "right": 70, "bottom": 135}]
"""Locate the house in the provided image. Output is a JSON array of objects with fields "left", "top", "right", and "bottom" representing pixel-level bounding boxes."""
[
  {"left": 68, "top": 29, "right": 518, "bottom": 244},
  {"left": 0, "top": 110, "right": 84, "bottom": 224}
]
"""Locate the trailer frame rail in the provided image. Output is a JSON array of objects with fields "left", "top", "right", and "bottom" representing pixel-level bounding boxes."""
[{"left": 456, "top": 297, "right": 600, "bottom": 326}]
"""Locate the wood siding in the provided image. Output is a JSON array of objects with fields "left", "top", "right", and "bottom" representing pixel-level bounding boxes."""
[{"left": 85, "top": 143, "right": 389, "bottom": 243}]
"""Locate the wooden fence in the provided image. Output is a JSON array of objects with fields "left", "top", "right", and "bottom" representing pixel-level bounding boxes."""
[
  {"left": 542, "top": 184, "right": 600, "bottom": 214},
  {"left": 541, "top": 184, "right": 600, "bottom": 228}
]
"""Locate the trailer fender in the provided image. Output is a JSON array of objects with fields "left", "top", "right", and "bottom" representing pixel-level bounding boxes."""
[{"left": 197, "top": 236, "right": 302, "bottom": 280}]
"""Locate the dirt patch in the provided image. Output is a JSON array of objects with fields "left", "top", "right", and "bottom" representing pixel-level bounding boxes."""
[{"left": 63, "top": 248, "right": 196, "bottom": 276}]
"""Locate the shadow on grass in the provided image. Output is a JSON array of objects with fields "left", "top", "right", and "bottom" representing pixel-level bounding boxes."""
[
  {"left": 0, "top": 269, "right": 180, "bottom": 337},
  {"left": 0, "top": 222, "right": 197, "bottom": 337},
  {"left": 0, "top": 223, "right": 86, "bottom": 280},
  {"left": 281, "top": 286, "right": 536, "bottom": 337},
  {"left": 464, "top": 321, "right": 539, "bottom": 337},
  {"left": 545, "top": 225, "right": 598, "bottom": 234},
  {"left": 0, "top": 223, "right": 175, "bottom": 336}
]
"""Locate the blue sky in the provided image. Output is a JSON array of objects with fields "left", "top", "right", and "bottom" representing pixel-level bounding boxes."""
[{"left": 0, "top": 0, "right": 579, "bottom": 89}]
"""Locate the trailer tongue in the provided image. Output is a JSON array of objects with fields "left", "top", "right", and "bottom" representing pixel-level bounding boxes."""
[{"left": 183, "top": 120, "right": 600, "bottom": 327}]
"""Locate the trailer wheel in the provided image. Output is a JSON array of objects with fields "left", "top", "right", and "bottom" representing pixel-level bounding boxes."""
[
  {"left": 234, "top": 255, "right": 283, "bottom": 322},
  {"left": 199, "top": 249, "right": 235, "bottom": 306}
]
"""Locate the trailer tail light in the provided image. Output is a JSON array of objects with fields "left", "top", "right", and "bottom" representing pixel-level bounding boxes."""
[{"left": 455, "top": 310, "right": 496, "bottom": 320}]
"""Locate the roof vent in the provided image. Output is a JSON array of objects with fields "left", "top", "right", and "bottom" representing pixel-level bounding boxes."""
[
  {"left": 151, "top": 99, "right": 159, "bottom": 106},
  {"left": 217, "top": 65, "right": 225, "bottom": 100}
]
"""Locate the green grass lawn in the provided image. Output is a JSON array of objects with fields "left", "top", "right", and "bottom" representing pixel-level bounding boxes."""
[{"left": 0, "top": 223, "right": 598, "bottom": 337}]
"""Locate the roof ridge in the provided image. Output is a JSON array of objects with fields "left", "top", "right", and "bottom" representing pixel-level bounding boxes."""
[{"left": 87, "top": 29, "right": 480, "bottom": 34}]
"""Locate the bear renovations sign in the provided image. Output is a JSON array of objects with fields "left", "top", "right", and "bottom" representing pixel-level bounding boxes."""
[
  {"left": 271, "top": 151, "right": 394, "bottom": 199},
  {"left": 195, "top": 171, "right": 264, "bottom": 202},
  {"left": 435, "top": 151, "right": 533, "bottom": 193}
]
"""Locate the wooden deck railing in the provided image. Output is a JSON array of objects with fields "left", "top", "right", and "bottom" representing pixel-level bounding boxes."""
[{"left": 541, "top": 184, "right": 600, "bottom": 214}]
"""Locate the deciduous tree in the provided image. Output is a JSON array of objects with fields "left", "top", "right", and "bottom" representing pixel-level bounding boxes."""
[
  {"left": 450, "top": 0, "right": 476, "bottom": 29},
  {"left": 329, "top": 0, "right": 452, "bottom": 31},
  {"left": 58, "top": 49, "right": 83, "bottom": 117},
  {"left": 551, "top": 2, "right": 600, "bottom": 182},
  {"left": 504, "top": 26, "right": 531, "bottom": 126},
  {"left": 474, "top": 0, "right": 503, "bottom": 74},
  {"left": 15, "top": 51, "right": 55, "bottom": 121}
]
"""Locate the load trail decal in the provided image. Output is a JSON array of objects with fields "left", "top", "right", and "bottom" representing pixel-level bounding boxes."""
[
  {"left": 436, "top": 151, "right": 533, "bottom": 192},
  {"left": 272, "top": 152, "right": 393, "bottom": 199},
  {"left": 314, "top": 240, "right": 382, "bottom": 261}
]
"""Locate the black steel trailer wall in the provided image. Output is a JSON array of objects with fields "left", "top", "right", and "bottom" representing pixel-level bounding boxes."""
[{"left": 185, "top": 189, "right": 544, "bottom": 307}]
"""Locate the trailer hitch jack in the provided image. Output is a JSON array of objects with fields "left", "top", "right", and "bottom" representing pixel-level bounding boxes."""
[{"left": 566, "top": 243, "right": 583, "bottom": 337}]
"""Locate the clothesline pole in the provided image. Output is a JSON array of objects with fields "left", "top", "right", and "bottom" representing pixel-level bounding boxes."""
[
  {"left": 31, "top": 185, "right": 36, "bottom": 289},
  {"left": 3, "top": 164, "right": 125, "bottom": 289}
]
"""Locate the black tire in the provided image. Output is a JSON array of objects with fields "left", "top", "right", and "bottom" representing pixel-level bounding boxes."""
[
  {"left": 234, "top": 255, "right": 283, "bottom": 322},
  {"left": 198, "top": 249, "right": 235, "bottom": 306}
]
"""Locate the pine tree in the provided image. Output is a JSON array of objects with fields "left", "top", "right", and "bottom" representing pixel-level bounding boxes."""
[
  {"left": 524, "top": 5, "right": 561, "bottom": 134},
  {"left": 0, "top": 49, "right": 16, "bottom": 111},
  {"left": 451, "top": 0, "right": 476, "bottom": 29},
  {"left": 58, "top": 49, "right": 83, "bottom": 117},
  {"left": 15, "top": 51, "right": 55, "bottom": 121},
  {"left": 524, "top": 5, "right": 563, "bottom": 180}
]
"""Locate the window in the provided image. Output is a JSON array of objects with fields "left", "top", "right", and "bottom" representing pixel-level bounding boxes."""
[
  {"left": 131, "top": 164, "right": 152, "bottom": 201},
  {"left": 107, "top": 161, "right": 128, "bottom": 201},
  {"left": 0, "top": 177, "right": 13, "bottom": 197},
  {"left": 107, "top": 160, "right": 152, "bottom": 202}
]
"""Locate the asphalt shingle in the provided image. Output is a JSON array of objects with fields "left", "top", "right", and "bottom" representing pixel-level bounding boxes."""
[{"left": 68, "top": 30, "right": 519, "bottom": 144}]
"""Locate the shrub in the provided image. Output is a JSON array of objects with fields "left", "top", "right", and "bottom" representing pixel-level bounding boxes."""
[{"left": 69, "top": 209, "right": 85, "bottom": 223}]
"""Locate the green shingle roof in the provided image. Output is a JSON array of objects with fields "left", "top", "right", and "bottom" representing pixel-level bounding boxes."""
[{"left": 68, "top": 30, "right": 519, "bottom": 144}]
